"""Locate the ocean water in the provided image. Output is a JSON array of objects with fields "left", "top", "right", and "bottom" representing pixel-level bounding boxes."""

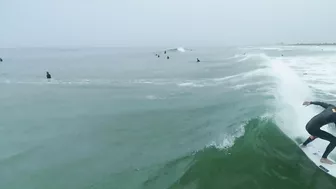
[{"left": 1, "top": 46, "right": 336, "bottom": 189}]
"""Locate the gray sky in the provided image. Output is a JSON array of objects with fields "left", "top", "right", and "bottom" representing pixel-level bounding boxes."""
[{"left": 1, "top": 0, "right": 335, "bottom": 48}]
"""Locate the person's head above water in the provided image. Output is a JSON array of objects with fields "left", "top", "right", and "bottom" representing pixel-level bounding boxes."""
[{"left": 46, "top": 72, "right": 52, "bottom": 79}]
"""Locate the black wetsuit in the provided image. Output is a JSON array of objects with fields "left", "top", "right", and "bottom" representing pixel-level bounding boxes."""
[
  {"left": 46, "top": 72, "right": 51, "bottom": 79},
  {"left": 303, "top": 101, "right": 336, "bottom": 158}
]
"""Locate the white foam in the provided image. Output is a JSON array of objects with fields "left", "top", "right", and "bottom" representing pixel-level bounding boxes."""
[
  {"left": 177, "top": 82, "right": 204, "bottom": 88},
  {"left": 176, "top": 70, "right": 267, "bottom": 88},
  {"left": 177, "top": 47, "right": 186, "bottom": 52},
  {"left": 162, "top": 47, "right": 189, "bottom": 53},
  {"left": 274, "top": 55, "right": 336, "bottom": 153},
  {"left": 268, "top": 56, "right": 336, "bottom": 159},
  {"left": 270, "top": 58, "right": 317, "bottom": 139},
  {"left": 145, "top": 95, "right": 165, "bottom": 100},
  {"left": 226, "top": 54, "right": 244, "bottom": 60},
  {"left": 232, "top": 81, "right": 272, "bottom": 90},
  {"left": 208, "top": 124, "right": 245, "bottom": 150},
  {"left": 287, "top": 55, "right": 336, "bottom": 96},
  {"left": 259, "top": 47, "right": 284, "bottom": 51}
]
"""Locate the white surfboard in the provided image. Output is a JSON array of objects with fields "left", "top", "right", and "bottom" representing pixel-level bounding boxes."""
[{"left": 300, "top": 143, "right": 336, "bottom": 176}]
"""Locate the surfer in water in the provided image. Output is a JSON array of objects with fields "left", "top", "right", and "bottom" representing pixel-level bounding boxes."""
[
  {"left": 301, "top": 101, "right": 336, "bottom": 165},
  {"left": 46, "top": 71, "right": 52, "bottom": 79}
]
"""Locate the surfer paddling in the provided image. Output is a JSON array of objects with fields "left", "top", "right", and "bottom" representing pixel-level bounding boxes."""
[{"left": 301, "top": 101, "right": 336, "bottom": 165}]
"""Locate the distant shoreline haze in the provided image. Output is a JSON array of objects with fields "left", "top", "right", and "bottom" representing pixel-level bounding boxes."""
[{"left": 282, "top": 43, "right": 336, "bottom": 46}]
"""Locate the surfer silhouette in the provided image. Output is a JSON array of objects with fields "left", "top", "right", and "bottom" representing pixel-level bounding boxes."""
[
  {"left": 46, "top": 71, "right": 52, "bottom": 79},
  {"left": 301, "top": 101, "right": 336, "bottom": 165}
]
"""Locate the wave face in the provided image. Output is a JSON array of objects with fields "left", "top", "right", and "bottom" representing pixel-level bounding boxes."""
[{"left": 142, "top": 117, "right": 336, "bottom": 189}]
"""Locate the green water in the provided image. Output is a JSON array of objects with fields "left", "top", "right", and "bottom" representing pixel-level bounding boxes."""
[{"left": 1, "top": 46, "right": 336, "bottom": 189}]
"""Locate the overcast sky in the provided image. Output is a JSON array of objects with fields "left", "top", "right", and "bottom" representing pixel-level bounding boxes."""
[{"left": 1, "top": 0, "right": 335, "bottom": 48}]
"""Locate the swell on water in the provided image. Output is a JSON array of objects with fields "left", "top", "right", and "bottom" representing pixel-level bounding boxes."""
[
  {"left": 4, "top": 48, "right": 336, "bottom": 189},
  {"left": 139, "top": 53, "right": 336, "bottom": 189},
  {"left": 142, "top": 117, "right": 336, "bottom": 189}
]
